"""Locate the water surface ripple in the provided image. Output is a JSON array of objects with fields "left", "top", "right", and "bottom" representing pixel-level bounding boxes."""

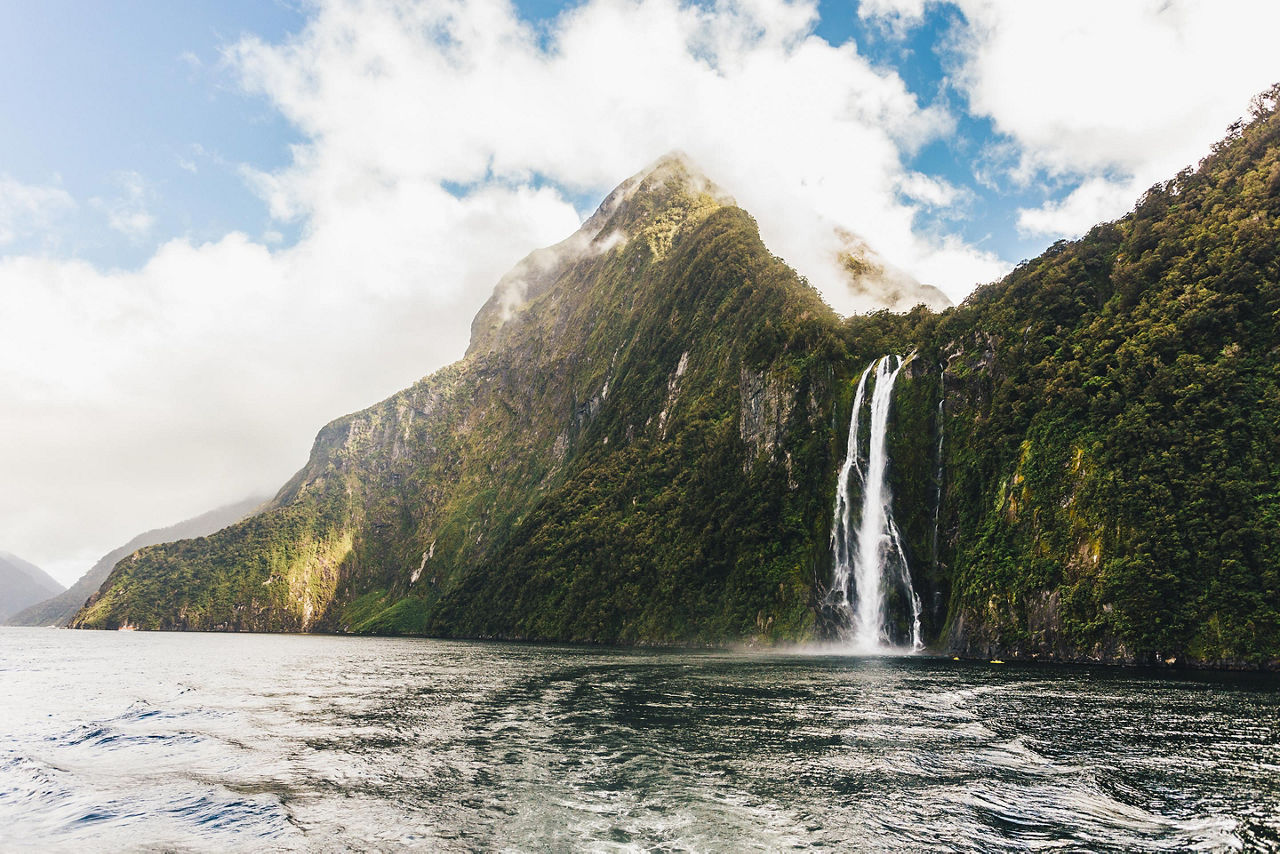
[{"left": 1, "top": 628, "right": 1276, "bottom": 851}]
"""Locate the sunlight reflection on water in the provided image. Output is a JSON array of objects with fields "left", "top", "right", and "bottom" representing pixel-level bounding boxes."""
[{"left": 1, "top": 628, "right": 1276, "bottom": 851}]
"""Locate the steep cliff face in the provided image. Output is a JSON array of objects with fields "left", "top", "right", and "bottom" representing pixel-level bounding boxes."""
[
  {"left": 75, "top": 155, "right": 855, "bottom": 643},
  {"left": 897, "top": 94, "right": 1280, "bottom": 669}
]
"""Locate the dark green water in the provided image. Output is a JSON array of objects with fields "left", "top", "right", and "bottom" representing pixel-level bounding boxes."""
[{"left": 1, "top": 628, "right": 1276, "bottom": 851}]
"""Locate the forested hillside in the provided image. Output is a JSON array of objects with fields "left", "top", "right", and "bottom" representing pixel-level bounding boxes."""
[
  {"left": 7, "top": 496, "right": 263, "bottom": 627},
  {"left": 901, "top": 86, "right": 1280, "bottom": 667}
]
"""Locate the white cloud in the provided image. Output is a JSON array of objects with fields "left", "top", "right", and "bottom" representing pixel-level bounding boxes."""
[
  {"left": 864, "top": 0, "right": 1280, "bottom": 235},
  {"left": 2, "top": 0, "right": 1012, "bottom": 583},
  {"left": 0, "top": 176, "right": 76, "bottom": 245},
  {"left": 227, "top": 0, "right": 997, "bottom": 307},
  {"left": 897, "top": 171, "right": 966, "bottom": 208},
  {"left": 857, "top": 0, "right": 927, "bottom": 37},
  {"left": 955, "top": 1, "right": 1280, "bottom": 176},
  {"left": 1016, "top": 176, "right": 1141, "bottom": 239}
]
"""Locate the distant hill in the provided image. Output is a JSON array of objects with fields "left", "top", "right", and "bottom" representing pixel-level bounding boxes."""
[
  {"left": 0, "top": 553, "right": 64, "bottom": 622},
  {"left": 6, "top": 496, "right": 265, "bottom": 627}
]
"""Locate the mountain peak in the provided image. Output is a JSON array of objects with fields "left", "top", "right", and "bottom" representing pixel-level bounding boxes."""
[
  {"left": 631, "top": 150, "right": 733, "bottom": 200},
  {"left": 467, "top": 153, "right": 735, "bottom": 355},
  {"left": 577, "top": 150, "right": 735, "bottom": 239}
]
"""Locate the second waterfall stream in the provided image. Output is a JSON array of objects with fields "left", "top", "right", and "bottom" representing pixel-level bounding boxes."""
[{"left": 829, "top": 355, "right": 924, "bottom": 652}]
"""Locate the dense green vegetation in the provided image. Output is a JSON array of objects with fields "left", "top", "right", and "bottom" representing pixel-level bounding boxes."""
[
  {"left": 75, "top": 93, "right": 1280, "bottom": 668},
  {"left": 6, "top": 497, "right": 261, "bottom": 627},
  {"left": 427, "top": 206, "right": 849, "bottom": 642},
  {"left": 907, "top": 87, "right": 1280, "bottom": 666}
]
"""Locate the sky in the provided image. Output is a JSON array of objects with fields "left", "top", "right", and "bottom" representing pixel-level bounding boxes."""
[{"left": 2, "top": 0, "right": 1278, "bottom": 587}]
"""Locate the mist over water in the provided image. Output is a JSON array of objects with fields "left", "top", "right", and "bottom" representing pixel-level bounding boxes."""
[{"left": 1, "top": 628, "right": 1277, "bottom": 851}]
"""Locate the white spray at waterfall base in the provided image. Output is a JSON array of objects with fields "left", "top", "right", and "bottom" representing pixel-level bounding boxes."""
[{"left": 828, "top": 355, "right": 923, "bottom": 653}]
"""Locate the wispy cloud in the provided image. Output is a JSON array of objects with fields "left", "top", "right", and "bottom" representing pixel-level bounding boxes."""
[
  {"left": 897, "top": 172, "right": 968, "bottom": 209},
  {"left": 0, "top": 176, "right": 76, "bottom": 245},
  {"left": 1017, "top": 177, "right": 1138, "bottom": 239},
  {"left": 92, "top": 171, "right": 156, "bottom": 240}
]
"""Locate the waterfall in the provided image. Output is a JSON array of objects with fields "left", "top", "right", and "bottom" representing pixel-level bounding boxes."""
[
  {"left": 829, "top": 361, "right": 873, "bottom": 609},
  {"left": 828, "top": 355, "right": 923, "bottom": 652}
]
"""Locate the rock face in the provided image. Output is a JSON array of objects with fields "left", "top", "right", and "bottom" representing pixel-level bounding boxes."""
[
  {"left": 74, "top": 154, "right": 855, "bottom": 643},
  {"left": 6, "top": 496, "right": 264, "bottom": 627},
  {"left": 0, "top": 553, "right": 63, "bottom": 623}
]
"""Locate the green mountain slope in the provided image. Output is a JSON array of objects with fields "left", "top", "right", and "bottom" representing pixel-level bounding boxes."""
[
  {"left": 892, "top": 87, "right": 1280, "bottom": 668},
  {"left": 73, "top": 156, "right": 861, "bottom": 642},
  {"left": 6, "top": 496, "right": 264, "bottom": 627}
]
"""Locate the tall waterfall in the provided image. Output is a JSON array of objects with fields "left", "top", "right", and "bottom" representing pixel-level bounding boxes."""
[{"left": 828, "top": 355, "right": 923, "bottom": 652}]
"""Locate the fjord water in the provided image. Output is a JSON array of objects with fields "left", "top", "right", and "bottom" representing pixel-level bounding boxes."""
[{"left": 1, "top": 629, "right": 1277, "bottom": 852}]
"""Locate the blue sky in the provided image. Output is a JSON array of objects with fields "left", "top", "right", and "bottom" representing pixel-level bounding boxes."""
[
  {"left": 3, "top": 0, "right": 1278, "bottom": 584},
  {"left": 0, "top": 1, "right": 304, "bottom": 267},
  {"left": 0, "top": 0, "right": 1142, "bottom": 273},
  {"left": 814, "top": 2, "right": 1020, "bottom": 255}
]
